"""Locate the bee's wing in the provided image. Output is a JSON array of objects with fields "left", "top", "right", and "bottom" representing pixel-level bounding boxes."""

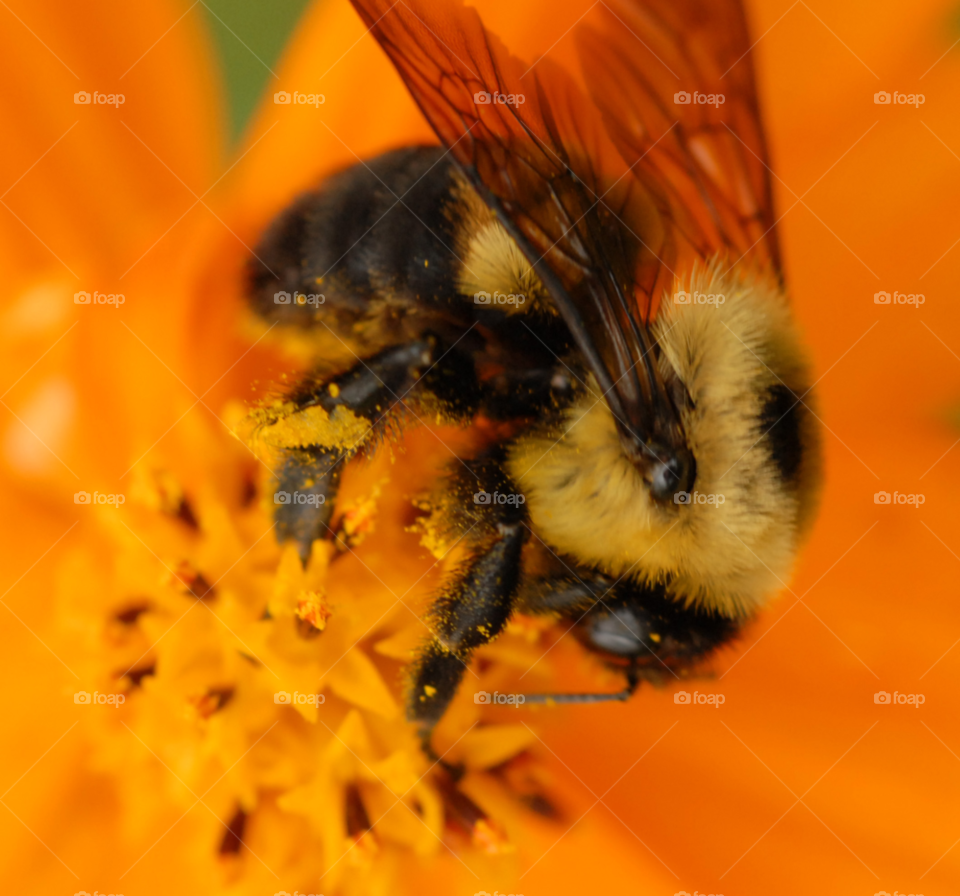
[
  {"left": 577, "top": 0, "right": 781, "bottom": 290},
  {"left": 349, "top": 0, "right": 689, "bottom": 453}
]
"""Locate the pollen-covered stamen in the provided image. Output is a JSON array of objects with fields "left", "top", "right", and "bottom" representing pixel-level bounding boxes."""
[
  {"left": 345, "top": 783, "right": 372, "bottom": 837},
  {"left": 191, "top": 686, "right": 235, "bottom": 719},
  {"left": 119, "top": 664, "right": 156, "bottom": 688},
  {"left": 436, "top": 773, "right": 511, "bottom": 854},
  {"left": 173, "top": 560, "right": 215, "bottom": 600},
  {"left": 332, "top": 480, "right": 385, "bottom": 551},
  {"left": 219, "top": 806, "right": 247, "bottom": 855},
  {"left": 344, "top": 784, "right": 379, "bottom": 864},
  {"left": 295, "top": 589, "right": 331, "bottom": 638},
  {"left": 491, "top": 753, "right": 561, "bottom": 819},
  {"left": 114, "top": 600, "right": 150, "bottom": 625}
]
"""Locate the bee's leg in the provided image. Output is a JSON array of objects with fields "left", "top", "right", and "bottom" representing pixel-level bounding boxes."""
[
  {"left": 516, "top": 576, "right": 736, "bottom": 702},
  {"left": 512, "top": 575, "right": 640, "bottom": 703},
  {"left": 410, "top": 521, "right": 527, "bottom": 752},
  {"left": 478, "top": 363, "right": 577, "bottom": 419},
  {"left": 272, "top": 446, "right": 343, "bottom": 563},
  {"left": 408, "top": 462, "right": 528, "bottom": 756},
  {"left": 520, "top": 665, "right": 640, "bottom": 705},
  {"left": 263, "top": 336, "right": 480, "bottom": 564}
]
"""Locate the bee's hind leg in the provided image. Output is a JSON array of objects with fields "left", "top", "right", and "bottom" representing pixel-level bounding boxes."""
[
  {"left": 509, "top": 575, "right": 639, "bottom": 704},
  {"left": 519, "top": 664, "right": 640, "bottom": 705},
  {"left": 262, "top": 335, "right": 480, "bottom": 564},
  {"left": 518, "top": 574, "right": 736, "bottom": 702}
]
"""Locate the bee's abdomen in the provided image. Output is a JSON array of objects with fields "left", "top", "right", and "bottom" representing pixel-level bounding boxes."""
[{"left": 248, "top": 146, "right": 463, "bottom": 324}]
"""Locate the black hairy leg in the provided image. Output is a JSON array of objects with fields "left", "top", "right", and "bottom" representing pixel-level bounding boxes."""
[
  {"left": 479, "top": 363, "right": 577, "bottom": 420},
  {"left": 407, "top": 456, "right": 529, "bottom": 756},
  {"left": 262, "top": 335, "right": 480, "bottom": 564},
  {"left": 516, "top": 574, "right": 739, "bottom": 699},
  {"left": 273, "top": 446, "right": 343, "bottom": 562}
]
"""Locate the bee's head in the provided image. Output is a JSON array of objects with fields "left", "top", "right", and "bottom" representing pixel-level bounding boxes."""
[
  {"left": 640, "top": 264, "right": 822, "bottom": 615},
  {"left": 508, "top": 262, "right": 821, "bottom": 619}
]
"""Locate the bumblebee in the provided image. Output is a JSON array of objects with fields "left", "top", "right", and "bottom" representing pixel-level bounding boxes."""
[{"left": 246, "top": 0, "right": 821, "bottom": 755}]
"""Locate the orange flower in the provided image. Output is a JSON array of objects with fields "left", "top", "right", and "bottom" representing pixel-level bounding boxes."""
[{"left": 2, "top": 1, "right": 960, "bottom": 894}]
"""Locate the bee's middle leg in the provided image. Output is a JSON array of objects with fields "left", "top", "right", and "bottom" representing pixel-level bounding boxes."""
[{"left": 407, "top": 458, "right": 530, "bottom": 756}]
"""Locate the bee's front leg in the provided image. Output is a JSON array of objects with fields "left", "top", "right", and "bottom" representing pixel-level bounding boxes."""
[
  {"left": 272, "top": 445, "right": 343, "bottom": 563},
  {"left": 260, "top": 336, "right": 479, "bottom": 564}
]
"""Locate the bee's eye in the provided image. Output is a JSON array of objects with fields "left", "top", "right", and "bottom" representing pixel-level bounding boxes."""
[{"left": 648, "top": 449, "right": 696, "bottom": 502}]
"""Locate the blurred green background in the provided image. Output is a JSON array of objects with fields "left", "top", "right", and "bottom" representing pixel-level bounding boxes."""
[{"left": 201, "top": 0, "right": 313, "bottom": 143}]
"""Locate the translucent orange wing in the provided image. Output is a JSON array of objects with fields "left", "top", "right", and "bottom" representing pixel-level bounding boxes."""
[
  {"left": 577, "top": 0, "right": 781, "bottom": 280},
  {"left": 349, "top": 0, "right": 690, "bottom": 455}
]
